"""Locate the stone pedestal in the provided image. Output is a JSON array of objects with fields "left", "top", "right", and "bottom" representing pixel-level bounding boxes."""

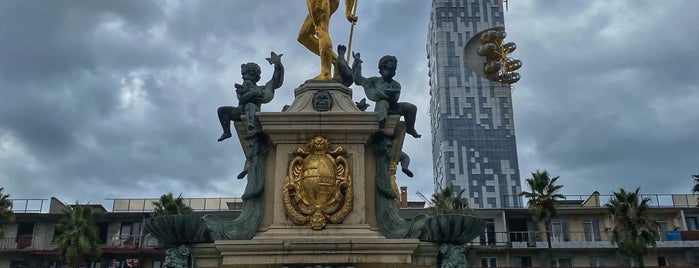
[{"left": 196, "top": 81, "right": 423, "bottom": 267}]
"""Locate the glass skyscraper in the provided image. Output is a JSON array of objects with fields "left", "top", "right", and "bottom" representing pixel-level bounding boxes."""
[{"left": 427, "top": 0, "right": 521, "bottom": 208}]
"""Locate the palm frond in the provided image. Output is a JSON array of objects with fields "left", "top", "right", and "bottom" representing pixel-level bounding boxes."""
[
  {"left": 606, "top": 187, "right": 659, "bottom": 264},
  {"left": 54, "top": 203, "right": 102, "bottom": 266},
  {"left": 153, "top": 192, "right": 192, "bottom": 216}
]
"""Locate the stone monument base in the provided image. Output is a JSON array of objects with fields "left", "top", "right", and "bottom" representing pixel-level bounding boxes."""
[
  {"left": 192, "top": 241, "right": 443, "bottom": 268},
  {"left": 189, "top": 81, "right": 447, "bottom": 268}
]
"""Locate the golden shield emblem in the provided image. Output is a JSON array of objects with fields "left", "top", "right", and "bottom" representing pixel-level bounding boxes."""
[{"left": 282, "top": 136, "right": 353, "bottom": 230}]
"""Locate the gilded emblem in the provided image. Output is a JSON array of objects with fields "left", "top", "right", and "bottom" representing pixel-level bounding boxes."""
[{"left": 283, "top": 136, "right": 353, "bottom": 230}]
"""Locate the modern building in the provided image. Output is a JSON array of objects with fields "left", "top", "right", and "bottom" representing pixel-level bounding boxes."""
[
  {"left": 0, "top": 197, "right": 241, "bottom": 268},
  {"left": 427, "top": 0, "right": 521, "bottom": 208},
  {"left": 4, "top": 192, "right": 699, "bottom": 267}
]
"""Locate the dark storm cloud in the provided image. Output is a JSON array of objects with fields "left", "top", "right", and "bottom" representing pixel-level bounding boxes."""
[
  {"left": 508, "top": 0, "right": 699, "bottom": 196},
  {"left": 0, "top": 0, "right": 696, "bottom": 208},
  {"left": 0, "top": 0, "right": 229, "bottom": 203}
]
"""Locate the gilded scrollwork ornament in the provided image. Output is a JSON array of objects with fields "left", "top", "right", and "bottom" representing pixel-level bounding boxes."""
[{"left": 283, "top": 136, "right": 353, "bottom": 230}]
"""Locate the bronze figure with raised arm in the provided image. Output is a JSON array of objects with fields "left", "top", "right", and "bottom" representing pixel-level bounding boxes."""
[
  {"left": 217, "top": 52, "right": 284, "bottom": 141},
  {"left": 298, "top": 0, "right": 357, "bottom": 80},
  {"left": 352, "top": 52, "right": 421, "bottom": 138}
]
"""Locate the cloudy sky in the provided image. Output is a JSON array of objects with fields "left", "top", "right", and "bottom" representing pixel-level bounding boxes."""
[{"left": 0, "top": 0, "right": 697, "bottom": 210}]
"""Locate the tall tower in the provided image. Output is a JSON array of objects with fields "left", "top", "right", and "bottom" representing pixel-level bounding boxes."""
[{"left": 427, "top": 0, "right": 521, "bottom": 208}]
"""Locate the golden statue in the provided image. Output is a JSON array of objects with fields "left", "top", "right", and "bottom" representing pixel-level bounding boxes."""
[
  {"left": 298, "top": 0, "right": 358, "bottom": 80},
  {"left": 283, "top": 136, "right": 353, "bottom": 230}
]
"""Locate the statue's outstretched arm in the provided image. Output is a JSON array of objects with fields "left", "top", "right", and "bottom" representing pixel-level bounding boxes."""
[{"left": 265, "top": 52, "right": 284, "bottom": 91}]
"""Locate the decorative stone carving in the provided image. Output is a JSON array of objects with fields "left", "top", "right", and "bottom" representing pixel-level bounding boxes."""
[
  {"left": 312, "top": 89, "right": 334, "bottom": 112},
  {"left": 283, "top": 136, "right": 353, "bottom": 230},
  {"left": 165, "top": 244, "right": 191, "bottom": 268},
  {"left": 204, "top": 133, "right": 270, "bottom": 240},
  {"left": 436, "top": 244, "right": 468, "bottom": 268}
]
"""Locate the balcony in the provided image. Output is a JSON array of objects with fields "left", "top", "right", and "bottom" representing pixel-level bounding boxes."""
[
  {"left": 0, "top": 236, "right": 33, "bottom": 250},
  {"left": 498, "top": 193, "right": 699, "bottom": 208},
  {"left": 0, "top": 233, "right": 163, "bottom": 252},
  {"left": 105, "top": 234, "right": 163, "bottom": 249},
  {"left": 466, "top": 231, "right": 699, "bottom": 249},
  {"left": 0, "top": 235, "right": 55, "bottom": 251}
]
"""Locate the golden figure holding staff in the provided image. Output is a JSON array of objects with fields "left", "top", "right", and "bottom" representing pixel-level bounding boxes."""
[{"left": 298, "top": 0, "right": 357, "bottom": 80}]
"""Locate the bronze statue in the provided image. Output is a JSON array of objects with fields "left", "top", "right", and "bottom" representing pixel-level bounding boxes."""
[
  {"left": 399, "top": 151, "right": 413, "bottom": 177},
  {"left": 352, "top": 53, "right": 421, "bottom": 138},
  {"left": 298, "top": 0, "right": 357, "bottom": 80},
  {"left": 217, "top": 52, "right": 284, "bottom": 141}
]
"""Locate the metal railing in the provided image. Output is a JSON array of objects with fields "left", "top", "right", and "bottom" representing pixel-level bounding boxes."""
[
  {"left": 464, "top": 230, "right": 699, "bottom": 247},
  {"left": 0, "top": 233, "right": 163, "bottom": 251},
  {"left": 0, "top": 235, "right": 53, "bottom": 251},
  {"left": 497, "top": 194, "right": 699, "bottom": 208},
  {"left": 8, "top": 199, "right": 47, "bottom": 213},
  {"left": 105, "top": 234, "right": 162, "bottom": 248},
  {"left": 109, "top": 197, "right": 243, "bottom": 212}
]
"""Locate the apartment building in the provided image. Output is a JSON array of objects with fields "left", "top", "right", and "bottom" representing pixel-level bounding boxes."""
[
  {"left": 464, "top": 192, "right": 699, "bottom": 267},
  {"left": 0, "top": 197, "right": 240, "bottom": 268},
  {"left": 2, "top": 193, "right": 699, "bottom": 267}
]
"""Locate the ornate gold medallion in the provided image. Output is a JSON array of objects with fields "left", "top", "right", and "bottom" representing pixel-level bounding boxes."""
[{"left": 283, "top": 136, "right": 353, "bottom": 230}]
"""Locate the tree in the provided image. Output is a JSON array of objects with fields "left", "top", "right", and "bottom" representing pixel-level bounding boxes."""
[
  {"left": 54, "top": 204, "right": 102, "bottom": 268},
  {"left": 606, "top": 188, "right": 659, "bottom": 268},
  {"left": 519, "top": 170, "right": 564, "bottom": 250},
  {"left": 152, "top": 192, "right": 192, "bottom": 216},
  {"left": 429, "top": 184, "right": 469, "bottom": 215},
  {"left": 0, "top": 187, "right": 14, "bottom": 237},
  {"left": 692, "top": 174, "right": 699, "bottom": 194}
]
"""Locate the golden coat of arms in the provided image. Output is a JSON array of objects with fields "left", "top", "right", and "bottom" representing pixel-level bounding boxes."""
[{"left": 282, "top": 136, "right": 353, "bottom": 230}]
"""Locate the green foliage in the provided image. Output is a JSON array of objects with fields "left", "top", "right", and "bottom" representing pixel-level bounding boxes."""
[
  {"left": 0, "top": 187, "right": 14, "bottom": 237},
  {"left": 606, "top": 188, "right": 659, "bottom": 268},
  {"left": 519, "top": 170, "right": 564, "bottom": 249},
  {"left": 429, "top": 184, "right": 469, "bottom": 215},
  {"left": 152, "top": 192, "right": 192, "bottom": 217},
  {"left": 54, "top": 204, "right": 102, "bottom": 268},
  {"left": 692, "top": 174, "right": 699, "bottom": 194}
]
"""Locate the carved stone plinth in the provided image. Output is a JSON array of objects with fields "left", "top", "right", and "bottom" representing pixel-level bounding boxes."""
[{"left": 195, "top": 81, "right": 479, "bottom": 267}]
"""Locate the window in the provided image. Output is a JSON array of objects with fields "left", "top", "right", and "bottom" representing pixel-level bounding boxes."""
[
  {"left": 481, "top": 257, "right": 497, "bottom": 267},
  {"left": 629, "top": 258, "right": 639, "bottom": 267},
  {"left": 657, "top": 218, "right": 668, "bottom": 241},
  {"left": 589, "top": 257, "right": 606, "bottom": 267},
  {"left": 16, "top": 222, "right": 34, "bottom": 249},
  {"left": 551, "top": 221, "right": 564, "bottom": 242},
  {"left": 583, "top": 219, "right": 601, "bottom": 241},
  {"left": 550, "top": 258, "right": 572, "bottom": 267},
  {"left": 120, "top": 222, "right": 142, "bottom": 246},
  {"left": 550, "top": 220, "right": 570, "bottom": 242},
  {"left": 657, "top": 256, "right": 681, "bottom": 266},
  {"left": 479, "top": 219, "right": 496, "bottom": 245},
  {"left": 153, "top": 260, "right": 164, "bottom": 268},
  {"left": 687, "top": 217, "right": 698, "bottom": 230},
  {"left": 512, "top": 257, "right": 532, "bottom": 267},
  {"left": 98, "top": 222, "right": 109, "bottom": 244}
]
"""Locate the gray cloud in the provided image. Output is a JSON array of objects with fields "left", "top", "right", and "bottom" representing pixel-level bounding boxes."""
[{"left": 0, "top": 0, "right": 697, "bottom": 209}]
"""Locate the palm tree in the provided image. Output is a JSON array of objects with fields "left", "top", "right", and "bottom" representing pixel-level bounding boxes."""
[
  {"left": 519, "top": 170, "right": 564, "bottom": 250},
  {"left": 429, "top": 184, "right": 469, "bottom": 215},
  {"left": 0, "top": 187, "right": 14, "bottom": 237},
  {"left": 54, "top": 204, "right": 102, "bottom": 268},
  {"left": 692, "top": 174, "right": 699, "bottom": 193},
  {"left": 152, "top": 192, "right": 192, "bottom": 216},
  {"left": 606, "top": 188, "right": 659, "bottom": 268}
]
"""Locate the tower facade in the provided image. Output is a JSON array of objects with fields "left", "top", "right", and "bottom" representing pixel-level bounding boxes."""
[{"left": 427, "top": 0, "right": 521, "bottom": 208}]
